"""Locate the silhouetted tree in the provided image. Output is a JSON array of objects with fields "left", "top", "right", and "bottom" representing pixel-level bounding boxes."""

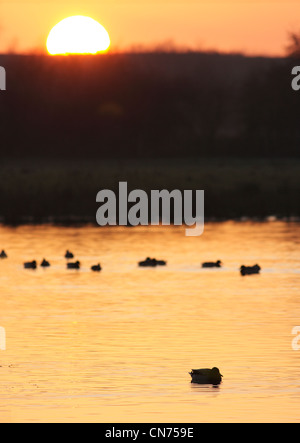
[{"left": 286, "top": 31, "right": 300, "bottom": 59}]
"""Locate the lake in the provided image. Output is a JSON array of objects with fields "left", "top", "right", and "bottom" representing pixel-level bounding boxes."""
[{"left": 0, "top": 221, "right": 300, "bottom": 422}]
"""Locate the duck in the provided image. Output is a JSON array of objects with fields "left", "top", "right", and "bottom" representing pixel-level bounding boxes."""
[
  {"left": 24, "top": 260, "right": 37, "bottom": 269},
  {"left": 138, "top": 257, "right": 157, "bottom": 267},
  {"left": 40, "top": 258, "right": 50, "bottom": 267},
  {"left": 91, "top": 264, "right": 101, "bottom": 272},
  {"left": 189, "top": 367, "right": 223, "bottom": 385},
  {"left": 202, "top": 260, "right": 222, "bottom": 268},
  {"left": 138, "top": 257, "right": 166, "bottom": 267},
  {"left": 65, "top": 250, "right": 74, "bottom": 259},
  {"left": 0, "top": 250, "right": 7, "bottom": 259},
  {"left": 67, "top": 260, "right": 80, "bottom": 269},
  {"left": 240, "top": 264, "right": 261, "bottom": 275}
]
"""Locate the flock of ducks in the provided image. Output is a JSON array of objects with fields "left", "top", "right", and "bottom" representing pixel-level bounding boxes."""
[
  {"left": 138, "top": 257, "right": 260, "bottom": 385},
  {"left": 0, "top": 248, "right": 262, "bottom": 386},
  {"left": 0, "top": 249, "right": 102, "bottom": 272},
  {"left": 202, "top": 260, "right": 261, "bottom": 275},
  {"left": 139, "top": 256, "right": 261, "bottom": 276},
  {"left": 0, "top": 249, "right": 261, "bottom": 276}
]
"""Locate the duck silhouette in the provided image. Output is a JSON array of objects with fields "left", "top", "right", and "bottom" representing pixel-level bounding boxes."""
[
  {"left": 240, "top": 264, "right": 261, "bottom": 275},
  {"left": 202, "top": 260, "right": 222, "bottom": 268},
  {"left": 24, "top": 260, "right": 37, "bottom": 269},
  {"left": 138, "top": 257, "right": 166, "bottom": 267},
  {"left": 40, "top": 259, "right": 50, "bottom": 267},
  {"left": 65, "top": 250, "right": 74, "bottom": 259},
  {"left": 91, "top": 264, "right": 101, "bottom": 272},
  {"left": 138, "top": 257, "right": 157, "bottom": 267},
  {"left": 67, "top": 260, "right": 80, "bottom": 269},
  {"left": 0, "top": 250, "right": 7, "bottom": 259},
  {"left": 189, "top": 367, "right": 223, "bottom": 385}
]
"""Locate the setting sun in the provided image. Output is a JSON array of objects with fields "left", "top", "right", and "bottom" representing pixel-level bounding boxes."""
[{"left": 46, "top": 15, "right": 110, "bottom": 55}]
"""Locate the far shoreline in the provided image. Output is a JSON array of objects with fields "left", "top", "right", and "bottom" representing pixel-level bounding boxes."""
[{"left": 0, "top": 215, "right": 299, "bottom": 227}]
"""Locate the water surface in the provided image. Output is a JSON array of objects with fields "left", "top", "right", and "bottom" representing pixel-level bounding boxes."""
[{"left": 0, "top": 222, "right": 300, "bottom": 422}]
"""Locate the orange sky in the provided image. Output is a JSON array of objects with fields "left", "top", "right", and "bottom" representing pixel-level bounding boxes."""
[{"left": 1, "top": 0, "right": 300, "bottom": 56}]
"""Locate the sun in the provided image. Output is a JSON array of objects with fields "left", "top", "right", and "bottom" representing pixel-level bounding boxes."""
[{"left": 46, "top": 16, "right": 110, "bottom": 55}]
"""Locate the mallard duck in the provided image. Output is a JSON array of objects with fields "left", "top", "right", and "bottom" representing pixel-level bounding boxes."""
[
  {"left": 202, "top": 260, "right": 222, "bottom": 268},
  {"left": 67, "top": 261, "right": 80, "bottom": 269},
  {"left": 91, "top": 264, "right": 101, "bottom": 272},
  {"left": 189, "top": 367, "right": 223, "bottom": 385},
  {"left": 0, "top": 250, "right": 7, "bottom": 259},
  {"left": 40, "top": 258, "right": 50, "bottom": 267},
  {"left": 240, "top": 264, "right": 261, "bottom": 275},
  {"left": 65, "top": 250, "right": 74, "bottom": 259},
  {"left": 24, "top": 260, "right": 37, "bottom": 269}
]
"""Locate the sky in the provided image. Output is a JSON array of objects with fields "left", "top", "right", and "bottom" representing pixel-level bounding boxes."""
[{"left": 1, "top": 0, "right": 300, "bottom": 56}]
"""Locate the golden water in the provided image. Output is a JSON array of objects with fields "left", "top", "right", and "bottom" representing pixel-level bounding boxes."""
[{"left": 0, "top": 222, "right": 300, "bottom": 422}]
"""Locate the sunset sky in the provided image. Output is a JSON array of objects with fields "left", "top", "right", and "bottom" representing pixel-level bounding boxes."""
[{"left": 1, "top": 0, "right": 300, "bottom": 56}]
